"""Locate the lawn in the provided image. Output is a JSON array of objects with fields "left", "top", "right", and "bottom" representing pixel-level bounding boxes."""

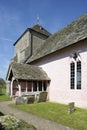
[
  {"left": 0, "top": 94, "right": 10, "bottom": 102},
  {"left": 10, "top": 102, "right": 87, "bottom": 130},
  {"left": 0, "top": 88, "right": 10, "bottom": 102}
]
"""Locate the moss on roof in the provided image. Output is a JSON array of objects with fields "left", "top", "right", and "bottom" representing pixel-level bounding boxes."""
[
  {"left": 31, "top": 24, "right": 51, "bottom": 37},
  {"left": 26, "top": 13, "right": 87, "bottom": 63},
  {"left": 14, "top": 24, "right": 51, "bottom": 46},
  {"left": 6, "top": 62, "right": 50, "bottom": 81}
]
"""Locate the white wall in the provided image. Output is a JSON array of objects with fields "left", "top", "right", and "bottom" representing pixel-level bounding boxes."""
[{"left": 33, "top": 39, "right": 87, "bottom": 108}]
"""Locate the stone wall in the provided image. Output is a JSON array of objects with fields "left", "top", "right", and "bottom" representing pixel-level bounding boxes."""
[
  {"left": 14, "top": 31, "right": 31, "bottom": 63},
  {"left": 14, "top": 30, "right": 48, "bottom": 63},
  {"left": 32, "top": 31, "right": 47, "bottom": 55}
]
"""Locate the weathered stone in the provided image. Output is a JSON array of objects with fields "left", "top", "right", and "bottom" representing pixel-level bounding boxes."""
[
  {"left": 68, "top": 102, "right": 75, "bottom": 114},
  {"left": 27, "top": 96, "right": 35, "bottom": 104},
  {"left": 15, "top": 96, "right": 24, "bottom": 105},
  {"left": 38, "top": 92, "right": 48, "bottom": 102}
]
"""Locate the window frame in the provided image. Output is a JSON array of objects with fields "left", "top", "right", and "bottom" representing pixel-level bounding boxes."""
[
  {"left": 70, "top": 62, "right": 75, "bottom": 89},
  {"left": 70, "top": 53, "right": 81, "bottom": 90},
  {"left": 77, "top": 61, "right": 81, "bottom": 89}
]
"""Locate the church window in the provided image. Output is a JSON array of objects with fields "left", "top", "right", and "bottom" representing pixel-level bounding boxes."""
[
  {"left": 77, "top": 61, "right": 81, "bottom": 89},
  {"left": 70, "top": 53, "right": 81, "bottom": 89},
  {"left": 70, "top": 62, "right": 75, "bottom": 89}
]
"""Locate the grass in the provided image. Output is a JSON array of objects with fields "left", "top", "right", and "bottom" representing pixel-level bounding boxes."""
[
  {"left": 10, "top": 102, "right": 87, "bottom": 130},
  {"left": 0, "top": 94, "right": 10, "bottom": 102},
  {"left": 0, "top": 88, "right": 10, "bottom": 102}
]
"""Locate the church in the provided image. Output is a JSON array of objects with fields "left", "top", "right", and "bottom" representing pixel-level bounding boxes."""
[{"left": 6, "top": 12, "right": 87, "bottom": 108}]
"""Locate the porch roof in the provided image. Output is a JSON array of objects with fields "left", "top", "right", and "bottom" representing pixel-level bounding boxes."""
[{"left": 6, "top": 62, "right": 50, "bottom": 81}]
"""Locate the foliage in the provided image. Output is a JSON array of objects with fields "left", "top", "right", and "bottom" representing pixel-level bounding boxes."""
[
  {"left": 10, "top": 102, "right": 87, "bottom": 130},
  {"left": 0, "top": 115, "right": 20, "bottom": 130},
  {"left": 0, "top": 88, "right": 6, "bottom": 95},
  {"left": 0, "top": 78, "right": 6, "bottom": 87},
  {"left": 0, "top": 115, "right": 36, "bottom": 130},
  {"left": 0, "top": 78, "right": 6, "bottom": 96}
]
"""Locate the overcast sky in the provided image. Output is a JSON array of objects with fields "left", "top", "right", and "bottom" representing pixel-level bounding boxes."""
[{"left": 0, "top": 0, "right": 87, "bottom": 80}]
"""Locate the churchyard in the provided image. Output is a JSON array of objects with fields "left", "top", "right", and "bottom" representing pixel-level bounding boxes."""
[{"left": 0, "top": 89, "right": 87, "bottom": 130}]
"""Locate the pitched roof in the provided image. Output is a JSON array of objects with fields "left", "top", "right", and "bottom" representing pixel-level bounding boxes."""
[
  {"left": 14, "top": 24, "right": 51, "bottom": 46},
  {"left": 30, "top": 24, "right": 51, "bottom": 37},
  {"left": 26, "top": 13, "right": 87, "bottom": 63},
  {"left": 6, "top": 62, "right": 50, "bottom": 81}
]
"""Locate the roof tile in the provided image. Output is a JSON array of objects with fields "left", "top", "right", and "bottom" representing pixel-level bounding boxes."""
[
  {"left": 7, "top": 62, "right": 50, "bottom": 81},
  {"left": 26, "top": 13, "right": 87, "bottom": 63}
]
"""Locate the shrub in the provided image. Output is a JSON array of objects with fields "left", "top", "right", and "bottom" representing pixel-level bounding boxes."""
[
  {"left": 0, "top": 115, "right": 20, "bottom": 130},
  {"left": 0, "top": 115, "right": 36, "bottom": 130}
]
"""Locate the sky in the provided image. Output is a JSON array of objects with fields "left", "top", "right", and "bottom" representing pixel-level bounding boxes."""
[{"left": 0, "top": 0, "right": 87, "bottom": 80}]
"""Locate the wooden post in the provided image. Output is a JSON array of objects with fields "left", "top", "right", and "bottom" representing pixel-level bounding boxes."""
[
  {"left": 18, "top": 84, "right": 21, "bottom": 97},
  {"left": 32, "top": 81, "right": 33, "bottom": 92},
  {"left": 26, "top": 81, "right": 28, "bottom": 93},
  {"left": 42, "top": 81, "right": 44, "bottom": 91},
  {"left": 37, "top": 82, "right": 39, "bottom": 92},
  {"left": 10, "top": 77, "right": 15, "bottom": 98}
]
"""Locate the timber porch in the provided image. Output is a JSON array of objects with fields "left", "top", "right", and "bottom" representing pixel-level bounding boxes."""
[{"left": 6, "top": 62, "right": 50, "bottom": 99}]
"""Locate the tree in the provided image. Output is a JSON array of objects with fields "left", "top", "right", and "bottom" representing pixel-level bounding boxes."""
[
  {"left": 0, "top": 78, "right": 6, "bottom": 86},
  {"left": 0, "top": 78, "right": 6, "bottom": 94}
]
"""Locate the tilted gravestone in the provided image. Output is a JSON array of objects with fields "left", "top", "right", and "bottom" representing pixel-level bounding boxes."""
[
  {"left": 15, "top": 96, "right": 24, "bottom": 105},
  {"left": 68, "top": 102, "right": 75, "bottom": 114},
  {"left": 38, "top": 92, "right": 48, "bottom": 102}
]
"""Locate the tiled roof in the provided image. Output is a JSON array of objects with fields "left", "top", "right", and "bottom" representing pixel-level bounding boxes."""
[
  {"left": 26, "top": 13, "right": 87, "bottom": 63},
  {"left": 6, "top": 62, "right": 50, "bottom": 81},
  {"left": 31, "top": 24, "right": 51, "bottom": 36},
  {"left": 14, "top": 24, "right": 51, "bottom": 46}
]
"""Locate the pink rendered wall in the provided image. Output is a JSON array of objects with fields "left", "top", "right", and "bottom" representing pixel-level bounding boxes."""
[{"left": 32, "top": 39, "right": 87, "bottom": 108}]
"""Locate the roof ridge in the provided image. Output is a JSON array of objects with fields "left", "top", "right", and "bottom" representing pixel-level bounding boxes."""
[
  {"left": 30, "top": 24, "right": 51, "bottom": 36},
  {"left": 26, "top": 12, "right": 87, "bottom": 63}
]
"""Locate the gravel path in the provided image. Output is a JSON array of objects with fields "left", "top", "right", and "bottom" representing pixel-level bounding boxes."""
[{"left": 0, "top": 101, "right": 76, "bottom": 130}]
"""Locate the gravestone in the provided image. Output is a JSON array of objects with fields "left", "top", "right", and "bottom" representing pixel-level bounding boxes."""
[
  {"left": 68, "top": 102, "right": 75, "bottom": 114},
  {"left": 38, "top": 92, "right": 48, "bottom": 102},
  {"left": 27, "top": 96, "right": 35, "bottom": 104},
  {"left": 15, "top": 96, "right": 24, "bottom": 105}
]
